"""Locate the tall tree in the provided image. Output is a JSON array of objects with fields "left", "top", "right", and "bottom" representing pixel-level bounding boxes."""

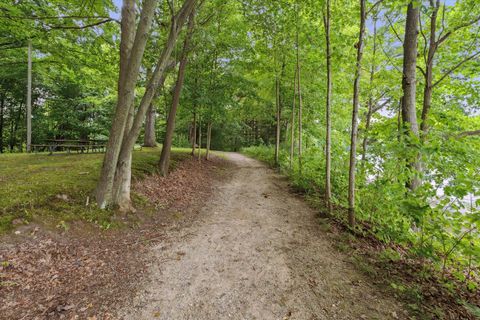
[
  {"left": 419, "top": 0, "right": 480, "bottom": 140},
  {"left": 296, "top": 20, "right": 303, "bottom": 172},
  {"left": 289, "top": 67, "right": 297, "bottom": 170},
  {"left": 95, "top": 0, "right": 198, "bottom": 210},
  {"left": 95, "top": 0, "right": 152, "bottom": 209},
  {"left": 323, "top": 0, "right": 333, "bottom": 212},
  {"left": 401, "top": 1, "right": 421, "bottom": 191},
  {"left": 347, "top": 0, "right": 366, "bottom": 228},
  {"left": 361, "top": 15, "right": 378, "bottom": 163},
  {"left": 159, "top": 9, "right": 196, "bottom": 176}
]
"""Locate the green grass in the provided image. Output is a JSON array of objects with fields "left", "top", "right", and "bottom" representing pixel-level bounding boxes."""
[{"left": 0, "top": 147, "right": 192, "bottom": 233}]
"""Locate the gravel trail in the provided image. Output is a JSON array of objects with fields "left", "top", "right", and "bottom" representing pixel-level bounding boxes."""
[{"left": 119, "top": 153, "right": 405, "bottom": 320}]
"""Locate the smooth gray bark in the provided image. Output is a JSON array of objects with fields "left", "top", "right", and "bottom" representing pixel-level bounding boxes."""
[{"left": 143, "top": 102, "right": 157, "bottom": 147}]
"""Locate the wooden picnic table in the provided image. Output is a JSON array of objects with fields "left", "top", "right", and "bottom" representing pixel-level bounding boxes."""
[{"left": 31, "top": 139, "right": 107, "bottom": 154}]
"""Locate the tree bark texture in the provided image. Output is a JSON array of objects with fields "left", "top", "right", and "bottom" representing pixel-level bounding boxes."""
[{"left": 401, "top": 2, "right": 421, "bottom": 191}]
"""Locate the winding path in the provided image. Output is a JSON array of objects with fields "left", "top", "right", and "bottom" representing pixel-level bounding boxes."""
[{"left": 120, "top": 153, "right": 405, "bottom": 320}]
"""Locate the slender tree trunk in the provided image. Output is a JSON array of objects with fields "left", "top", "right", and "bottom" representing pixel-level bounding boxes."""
[
  {"left": 197, "top": 118, "right": 201, "bottom": 160},
  {"left": 206, "top": 121, "right": 212, "bottom": 160},
  {"left": 26, "top": 40, "right": 32, "bottom": 153},
  {"left": 159, "top": 11, "right": 195, "bottom": 176},
  {"left": 143, "top": 102, "right": 157, "bottom": 147},
  {"left": 347, "top": 0, "right": 366, "bottom": 228},
  {"left": 324, "top": 0, "right": 333, "bottom": 212},
  {"left": 274, "top": 75, "right": 281, "bottom": 166},
  {"left": 361, "top": 16, "right": 377, "bottom": 163},
  {"left": 274, "top": 59, "right": 286, "bottom": 167},
  {"left": 420, "top": 0, "right": 440, "bottom": 140},
  {"left": 10, "top": 102, "right": 23, "bottom": 152},
  {"left": 401, "top": 2, "right": 421, "bottom": 191},
  {"left": 296, "top": 29, "right": 303, "bottom": 173},
  {"left": 191, "top": 110, "right": 197, "bottom": 156},
  {"left": 0, "top": 94, "right": 4, "bottom": 153},
  {"left": 289, "top": 67, "right": 297, "bottom": 170}
]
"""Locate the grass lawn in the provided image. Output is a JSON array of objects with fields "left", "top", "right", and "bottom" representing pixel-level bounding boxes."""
[{"left": 0, "top": 147, "right": 192, "bottom": 233}]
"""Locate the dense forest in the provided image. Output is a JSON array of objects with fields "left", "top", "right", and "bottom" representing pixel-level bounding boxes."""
[{"left": 1, "top": 0, "right": 480, "bottom": 316}]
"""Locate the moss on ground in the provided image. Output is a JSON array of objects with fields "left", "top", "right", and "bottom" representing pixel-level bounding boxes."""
[{"left": 0, "top": 147, "right": 192, "bottom": 233}]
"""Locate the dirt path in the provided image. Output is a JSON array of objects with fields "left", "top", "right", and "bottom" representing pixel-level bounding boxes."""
[{"left": 119, "top": 153, "right": 406, "bottom": 320}]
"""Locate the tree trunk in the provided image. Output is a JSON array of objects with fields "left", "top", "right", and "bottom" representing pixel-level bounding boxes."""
[
  {"left": 143, "top": 102, "right": 157, "bottom": 147},
  {"left": 289, "top": 67, "right": 297, "bottom": 170},
  {"left": 206, "top": 122, "right": 212, "bottom": 160},
  {"left": 420, "top": 0, "right": 440, "bottom": 140},
  {"left": 95, "top": 0, "right": 148, "bottom": 209},
  {"left": 296, "top": 27, "right": 303, "bottom": 173},
  {"left": 26, "top": 40, "right": 32, "bottom": 153},
  {"left": 347, "top": 0, "right": 366, "bottom": 228},
  {"left": 113, "top": 97, "right": 135, "bottom": 212},
  {"left": 324, "top": 0, "right": 333, "bottom": 212},
  {"left": 99, "top": 0, "right": 197, "bottom": 211},
  {"left": 401, "top": 2, "right": 421, "bottom": 191},
  {"left": 361, "top": 16, "right": 377, "bottom": 163},
  {"left": 197, "top": 119, "right": 201, "bottom": 161},
  {"left": 10, "top": 101, "right": 23, "bottom": 152},
  {"left": 159, "top": 10, "right": 195, "bottom": 176},
  {"left": 115, "top": 0, "right": 197, "bottom": 176},
  {"left": 191, "top": 110, "right": 197, "bottom": 156},
  {"left": 274, "top": 75, "right": 281, "bottom": 166},
  {"left": 0, "top": 93, "right": 4, "bottom": 153}
]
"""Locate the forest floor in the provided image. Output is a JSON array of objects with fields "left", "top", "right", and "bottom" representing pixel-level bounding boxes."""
[{"left": 2, "top": 152, "right": 473, "bottom": 319}]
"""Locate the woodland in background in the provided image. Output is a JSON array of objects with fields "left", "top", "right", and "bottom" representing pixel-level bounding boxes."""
[{"left": 1, "top": 0, "right": 479, "bottom": 303}]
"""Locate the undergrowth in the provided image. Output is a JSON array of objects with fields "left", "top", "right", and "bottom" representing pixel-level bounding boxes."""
[{"left": 242, "top": 145, "right": 480, "bottom": 318}]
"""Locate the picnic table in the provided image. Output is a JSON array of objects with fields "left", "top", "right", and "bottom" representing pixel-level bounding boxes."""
[{"left": 31, "top": 139, "right": 107, "bottom": 154}]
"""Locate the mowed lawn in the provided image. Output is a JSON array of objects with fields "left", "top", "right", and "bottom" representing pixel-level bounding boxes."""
[{"left": 0, "top": 147, "right": 192, "bottom": 233}]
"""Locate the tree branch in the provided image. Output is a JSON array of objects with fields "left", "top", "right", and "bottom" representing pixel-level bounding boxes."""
[
  {"left": 418, "top": 12, "right": 428, "bottom": 66},
  {"left": 457, "top": 130, "right": 480, "bottom": 138},
  {"left": 0, "top": 14, "right": 116, "bottom": 21},
  {"left": 372, "top": 98, "right": 391, "bottom": 113},
  {"left": 417, "top": 65, "right": 427, "bottom": 78},
  {"left": 385, "top": 15, "right": 403, "bottom": 45},
  {"left": 366, "top": 0, "right": 384, "bottom": 16},
  {"left": 47, "top": 18, "right": 116, "bottom": 30},
  {"left": 432, "top": 50, "right": 480, "bottom": 87},
  {"left": 437, "top": 15, "right": 480, "bottom": 46}
]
